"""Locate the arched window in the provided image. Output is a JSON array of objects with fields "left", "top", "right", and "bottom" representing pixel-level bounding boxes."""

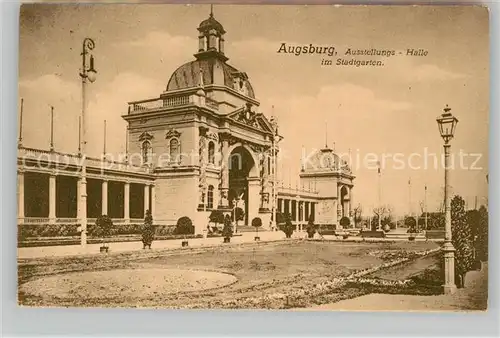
[
  {"left": 207, "top": 185, "right": 214, "bottom": 209},
  {"left": 169, "top": 138, "right": 180, "bottom": 162},
  {"left": 208, "top": 141, "right": 215, "bottom": 164},
  {"left": 141, "top": 141, "right": 152, "bottom": 164}
]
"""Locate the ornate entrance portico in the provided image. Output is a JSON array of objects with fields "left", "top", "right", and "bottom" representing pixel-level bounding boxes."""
[{"left": 227, "top": 145, "right": 258, "bottom": 225}]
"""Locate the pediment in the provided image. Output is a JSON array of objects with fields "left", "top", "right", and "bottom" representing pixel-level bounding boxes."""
[
  {"left": 227, "top": 104, "right": 274, "bottom": 134},
  {"left": 138, "top": 131, "right": 154, "bottom": 141},
  {"left": 165, "top": 129, "right": 181, "bottom": 139}
]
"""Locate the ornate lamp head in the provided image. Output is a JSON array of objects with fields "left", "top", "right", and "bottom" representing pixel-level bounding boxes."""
[{"left": 436, "top": 105, "right": 458, "bottom": 143}]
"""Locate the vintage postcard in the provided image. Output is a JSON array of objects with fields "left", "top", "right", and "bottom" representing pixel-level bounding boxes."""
[{"left": 17, "top": 4, "right": 488, "bottom": 311}]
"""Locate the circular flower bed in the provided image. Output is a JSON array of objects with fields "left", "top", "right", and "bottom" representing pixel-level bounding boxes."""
[{"left": 20, "top": 268, "right": 237, "bottom": 300}]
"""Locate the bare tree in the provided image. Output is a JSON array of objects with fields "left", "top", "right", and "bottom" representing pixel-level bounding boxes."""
[
  {"left": 372, "top": 205, "right": 394, "bottom": 230},
  {"left": 353, "top": 203, "right": 363, "bottom": 228}
]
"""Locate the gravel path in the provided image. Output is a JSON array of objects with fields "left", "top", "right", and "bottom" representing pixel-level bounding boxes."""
[{"left": 303, "top": 263, "right": 488, "bottom": 311}]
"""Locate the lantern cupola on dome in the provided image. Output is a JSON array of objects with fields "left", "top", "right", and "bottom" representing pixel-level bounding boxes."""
[{"left": 195, "top": 5, "right": 227, "bottom": 62}]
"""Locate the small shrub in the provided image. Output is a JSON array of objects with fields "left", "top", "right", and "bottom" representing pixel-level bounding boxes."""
[
  {"left": 451, "top": 195, "right": 474, "bottom": 288},
  {"left": 405, "top": 216, "right": 417, "bottom": 233},
  {"left": 306, "top": 218, "right": 317, "bottom": 239},
  {"left": 154, "top": 225, "right": 176, "bottom": 236},
  {"left": 18, "top": 224, "right": 80, "bottom": 239},
  {"left": 222, "top": 214, "right": 233, "bottom": 239},
  {"left": 275, "top": 211, "right": 285, "bottom": 226},
  {"left": 209, "top": 210, "right": 225, "bottom": 226},
  {"left": 234, "top": 207, "right": 245, "bottom": 224},
  {"left": 142, "top": 209, "right": 155, "bottom": 248},
  {"left": 280, "top": 213, "right": 294, "bottom": 238},
  {"left": 175, "top": 216, "right": 194, "bottom": 235},
  {"left": 476, "top": 205, "right": 488, "bottom": 261},
  {"left": 90, "top": 215, "right": 114, "bottom": 247}
]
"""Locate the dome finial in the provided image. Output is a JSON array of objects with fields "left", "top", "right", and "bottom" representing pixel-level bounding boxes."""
[
  {"left": 325, "top": 120, "right": 328, "bottom": 148},
  {"left": 210, "top": 4, "right": 214, "bottom": 17}
]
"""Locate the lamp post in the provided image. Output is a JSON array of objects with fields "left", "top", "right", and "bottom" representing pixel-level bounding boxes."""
[
  {"left": 232, "top": 197, "right": 238, "bottom": 233},
  {"left": 78, "top": 38, "right": 97, "bottom": 247},
  {"left": 436, "top": 104, "right": 458, "bottom": 294}
]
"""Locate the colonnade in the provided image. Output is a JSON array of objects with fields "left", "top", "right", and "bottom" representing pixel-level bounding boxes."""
[
  {"left": 17, "top": 170, "right": 155, "bottom": 223},
  {"left": 277, "top": 197, "right": 316, "bottom": 227}
]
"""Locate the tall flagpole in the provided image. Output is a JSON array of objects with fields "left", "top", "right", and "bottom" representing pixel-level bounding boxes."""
[
  {"left": 50, "top": 106, "right": 54, "bottom": 151},
  {"left": 408, "top": 177, "right": 412, "bottom": 217},
  {"left": 78, "top": 117, "right": 81, "bottom": 155},
  {"left": 103, "top": 119, "right": 107, "bottom": 158},
  {"left": 424, "top": 185, "right": 428, "bottom": 230},
  {"left": 18, "top": 98, "right": 24, "bottom": 148},
  {"left": 325, "top": 120, "right": 328, "bottom": 148},
  {"left": 377, "top": 161, "right": 382, "bottom": 230}
]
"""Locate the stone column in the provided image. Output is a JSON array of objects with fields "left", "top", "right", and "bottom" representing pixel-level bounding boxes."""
[
  {"left": 49, "top": 174, "right": 56, "bottom": 224},
  {"left": 124, "top": 181, "right": 130, "bottom": 223},
  {"left": 151, "top": 185, "right": 156, "bottom": 219},
  {"left": 17, "top": 171, "right": 25, "bottom": 220},
  {"left": 220, "top": 137, "right": 230, "bottom": 208},
  {"left": 349, "top": 186, "right": 354, "bottom": 220},
  {"left": 337, "top": 184, "right": 342, "bottom": 219},
  {"left": 144, "top": 184, "right": 150, "bottom": 216},
  {"left": 198, "top": 127, "right": 207, "bottom": 209},
  {"left": 219, "top": 36, "right": 225, "bottom": 54},
  {"left": 247, "top": 177, "right": 261, "bottom": 226},
  {"left": 295, "top": 198, "right": 299, "bottom": 226},
  {"left": 261, "top": 154, "right": 270, "bottom": 210},
  {"left": 208, "top": 29, "right": 217, "bottom": 50},
  {"left": 101, "top": 180, "right": 108, "bottom": 215},
  {"left": 198, "top": 33, "right": 205, "bottom": 52}
]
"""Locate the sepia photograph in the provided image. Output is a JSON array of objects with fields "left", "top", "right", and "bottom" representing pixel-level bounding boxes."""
[{"left": 17, "top": 4, "right": 489, "bottom": 311}]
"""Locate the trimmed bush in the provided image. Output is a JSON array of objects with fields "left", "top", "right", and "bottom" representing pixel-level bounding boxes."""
[
  {"left": 306, "top": 218, "right": 317, "bottom": 239},
  {"left": 280, "top": 213, "right": 294, "bottom": 238},
  {"left": 155, "top": 225, "right": 176, "bottom": 236},
  {"left": 142, "top": 209, "right": 155, "bottom": 248},
  {"left": 175, "top": 216, "right": 195, "bottom": 235},
  {"left": 251, "top": 217, "right": 262, "bottom": 228},
  {"left": 340, "top": 217, "right": 351, "bottom": 228},
  {"left": 476, "top": 205, "right": 488, "bottom": 261},
  {"left": 252, "top": 217, "right": 262, "bottom": 239},
  {"left": 18, "top": 224, "right": 80, "bottom": 240},
  {"left": 451, "top": 195, "right": 474, "bottom": 288},
  {"left": 222, "top": 214, "right": 233, "bottom": 239},
  {"left": 209, "top": 210, "right": 225, "bottom": 226},
  {"left": 275, "top": 211, "right": 285, "bottom": 226},
  {"left": 90, "top": 215, "right": 114, "bottom": 247},
  {"left": 234, "top": 207, "right": 245, "bottom": 223},
  {"left": 405, "top": 216, "right": 417, "bottom": 233}
]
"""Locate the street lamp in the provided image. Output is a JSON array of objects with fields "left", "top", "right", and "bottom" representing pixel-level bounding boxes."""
[
  {"left": 436, "top": 104, "right": 458, "bottom": 294},
  {"left": 232, "top": 197, "right": 239, "bottom": 233},
  {"left": 78, "top": 38, "right": 97, "bottom": 247}
]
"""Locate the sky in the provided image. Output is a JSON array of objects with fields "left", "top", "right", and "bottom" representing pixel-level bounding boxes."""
[{"left": 18, "top": 4, "right": 489, "bottom": 216}]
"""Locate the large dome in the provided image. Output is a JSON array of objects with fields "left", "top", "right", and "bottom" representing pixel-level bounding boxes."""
[{"left": 166, "top": 58, "right": 255, "bottom": 98}]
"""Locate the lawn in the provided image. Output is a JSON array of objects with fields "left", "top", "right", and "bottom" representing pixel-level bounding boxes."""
[{"left": 18, "top": 239, "right": 440, "bottom": 309}]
